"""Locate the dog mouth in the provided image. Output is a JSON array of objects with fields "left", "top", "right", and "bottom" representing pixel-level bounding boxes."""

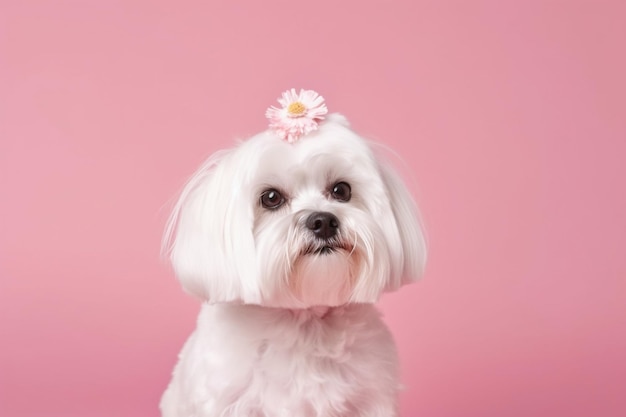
[
  {"left": 316, "top": 246, "right": 335, "bottom": 255},
  {"left": 302, "top": 241, "right": 353, "bottom": 256}
]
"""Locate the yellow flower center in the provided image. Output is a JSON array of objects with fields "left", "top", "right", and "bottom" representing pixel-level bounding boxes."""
[{"left": 287, "top": 101, "right": 307, "bottom": 116}]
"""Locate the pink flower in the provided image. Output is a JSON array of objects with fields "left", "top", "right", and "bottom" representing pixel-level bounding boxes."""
[{"left": 265, "top": 89, "right": 328, "bottom": 143}]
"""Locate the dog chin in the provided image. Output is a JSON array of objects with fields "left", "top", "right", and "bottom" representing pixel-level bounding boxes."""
[{"left": 289, "top": 248, "right": 356, "bottom": 307}]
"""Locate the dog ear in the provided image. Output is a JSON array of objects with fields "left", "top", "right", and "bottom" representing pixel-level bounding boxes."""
[
  {"left": 163, "top": 148, "right": 260, "bottom": 303},
  {"left": 377, "top": 160, "right": 427, "bottom": 288}
]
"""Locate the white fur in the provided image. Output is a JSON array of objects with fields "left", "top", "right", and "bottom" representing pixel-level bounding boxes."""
[{"left": 161, "top": 114, "right": 426, "bottom": 417}]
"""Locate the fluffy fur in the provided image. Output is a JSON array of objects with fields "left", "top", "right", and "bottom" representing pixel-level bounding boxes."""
[{"left": 161, "top": 114, "right": 426, "bottom": 417}]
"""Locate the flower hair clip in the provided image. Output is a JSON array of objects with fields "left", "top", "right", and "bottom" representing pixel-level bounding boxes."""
[{"left": 265, "top": 89, "right": 328, "bottom": 143}]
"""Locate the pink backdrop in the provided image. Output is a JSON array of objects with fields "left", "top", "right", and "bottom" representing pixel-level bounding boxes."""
[{"left": 1, "top": 1, "right": 625, "bottom": 416}]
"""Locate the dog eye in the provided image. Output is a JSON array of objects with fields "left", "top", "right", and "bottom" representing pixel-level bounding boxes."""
[
  {"left": 260, "top": 189, "right": 285, "bottom": 209},
  {"left": 330, "top": 182, "right": 351, "bottom": 202}
]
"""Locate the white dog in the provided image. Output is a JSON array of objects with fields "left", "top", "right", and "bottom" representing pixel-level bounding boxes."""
[{"left": 160, "top": 90, "right": 426, "bottom": 417}]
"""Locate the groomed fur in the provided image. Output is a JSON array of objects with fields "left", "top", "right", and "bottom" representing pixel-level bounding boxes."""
[{"left": 161, "top": 114, "right": 426, "bottom": 416}]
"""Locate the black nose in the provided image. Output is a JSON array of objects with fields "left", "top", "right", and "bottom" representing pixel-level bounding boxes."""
[{"left": 305, "top": 212, "right": 339, "bottom": 239}]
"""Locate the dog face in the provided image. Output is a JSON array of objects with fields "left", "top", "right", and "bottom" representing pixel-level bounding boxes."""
[{"left": 164, "top": 114, "right": 426, "bottom": 308}]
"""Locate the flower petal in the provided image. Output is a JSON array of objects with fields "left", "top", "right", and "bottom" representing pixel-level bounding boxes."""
[{"left": 266, "top": 89, "right": 328, "bottom": 142}]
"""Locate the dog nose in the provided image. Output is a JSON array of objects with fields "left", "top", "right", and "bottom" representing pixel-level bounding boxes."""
[{"left": 306, "top": 212, "right": 339, "bottom": 239}]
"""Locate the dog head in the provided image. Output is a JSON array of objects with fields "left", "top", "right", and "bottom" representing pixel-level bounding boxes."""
[{"left": 164, "top": 107, "right": 426, "bottom": 308}]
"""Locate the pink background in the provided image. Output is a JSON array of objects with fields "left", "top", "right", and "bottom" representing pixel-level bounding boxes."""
[{"left": 1, "top": 1, "right": 625, "bottom": 416}]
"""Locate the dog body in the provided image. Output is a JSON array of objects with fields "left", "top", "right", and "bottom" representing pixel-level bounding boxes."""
[
  {"left": 161, "top": 112, "right": 426, "bottom": 417},
  {"left": 161, "top": 304, "right": 398, "bottom": 417}
]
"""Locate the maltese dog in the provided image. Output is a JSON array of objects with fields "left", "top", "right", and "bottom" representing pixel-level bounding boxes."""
[{"left": 160, "top": 89, "right": 426, "bottom": 417}]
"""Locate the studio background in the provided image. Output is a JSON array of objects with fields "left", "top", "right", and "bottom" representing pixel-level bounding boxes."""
[{"left": 1, "top": 1, "right": 625, "bottom": 416}]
